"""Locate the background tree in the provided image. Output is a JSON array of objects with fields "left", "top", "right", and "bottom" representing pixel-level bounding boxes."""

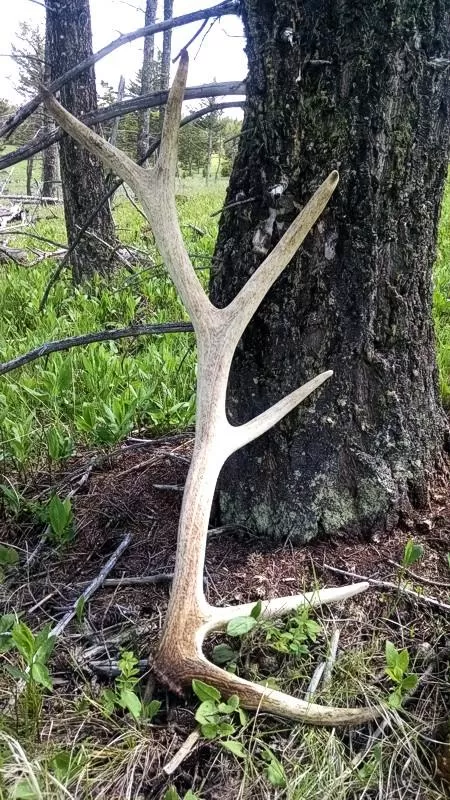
[
  {"left": 211, "top": 0, "right": 450, "bottom": 544},
  {"left": 159, "top": 0, "right": 174, "bottom": 123},
  {"left": 137, "top": 0, "right": 158, "bottom": 163},
  {"left": 45, "top": 0, "right": 116, "bottom": 283}
]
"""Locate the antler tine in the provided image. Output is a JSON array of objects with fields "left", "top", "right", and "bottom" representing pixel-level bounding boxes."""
[
  {"left": 228, "top": 370, "right": 333, "bottom": 453},
  {"left": 225, "top": 171, "right": 339, "bottom": 344},
  {"left": 40, "top": 87, "right": 144, "bottom": 194},
  {"left": 156, "top": 50, "right": 189, "bottom": 185}
]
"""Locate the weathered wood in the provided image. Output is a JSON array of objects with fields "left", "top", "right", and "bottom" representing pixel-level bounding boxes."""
[{"left": 211, "top": 0, "right": 450, "bottom": 544}]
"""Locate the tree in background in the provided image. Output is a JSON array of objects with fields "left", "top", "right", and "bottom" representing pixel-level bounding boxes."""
[
  {"left": 45, "top": 0, "right": 116, "bottom": 283},
  {"left": 159, "top": 0, "right": 174, "bottom": 123},
  {"left": 137, "top": 0, "right": 158, "bottom": 164},
  {"left": 211, "top": 0, "right": 450, "bottom": 544}
]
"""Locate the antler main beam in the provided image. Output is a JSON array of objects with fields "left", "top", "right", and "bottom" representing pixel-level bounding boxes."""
[{"left": 42, "top": 54, "right": 381, "bottom": 726}]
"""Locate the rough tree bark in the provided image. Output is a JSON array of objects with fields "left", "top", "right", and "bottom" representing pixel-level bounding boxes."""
[
  {"left": 137, "top": 0, "right": 157, "bottom": 164},
  {"left": 41, "top": 21, "right": 60, "bottom": 199},
  {"left": 211, "top": 0, "right": 450, "bottom": 544},
  {"left": 45, "top": 0, "right": 116, "bottom": 282},
  {"left": 159, "top": 0, "right": 174, "bottom": 124}
]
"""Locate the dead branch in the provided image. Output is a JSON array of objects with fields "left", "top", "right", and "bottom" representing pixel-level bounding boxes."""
[
  {"left": 0, "top": 195, "right": 62, "bottom": 204},
  {"left": 387, "top": 559, "right": 450, "bottom": 589},
  {"left": 38, "top": 100, "right": 244, "bottom": 310},
  {"left": 0, "top": 87, "right": 245, "bottom": 172},
  {"left": 0, "top": 1, "right": 240, "bottom": 140},
  {"left": 163, "top": 730, "right": 201, "bottom": 776},
  {"left": 322, "top": 564, "right": 450, "bottom": 613},
  {"left": 0, "top": 322, "right": 193, "bottom": 377},
  {"left": 50, "top": 533, "right": 132, "bottom": 637}
]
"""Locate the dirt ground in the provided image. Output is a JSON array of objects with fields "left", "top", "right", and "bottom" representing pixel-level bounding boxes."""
[{"left": 1, "top": 433, "right": 449, "bottom": 798}]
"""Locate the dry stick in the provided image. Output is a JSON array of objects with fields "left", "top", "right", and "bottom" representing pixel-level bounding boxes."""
[
  {"left": 322, "top": 564, "right": 450, "bottom": 613},
  {"left": 0, "top": 321, "right": 193, "bottom": 377},
  {"left": 50, "top": 533, "right": 132, "bottom": 637},
  {"left": 38, "top": 100, "right": 244, "bottom": 310},
  {"left": 0, "top": 85, "right": 246, "bottom": 172},
  {"left": 387, "top": 559, "right": 450, "bottom": 589},
  {"left": 163, "top": 729, "right": 201, "bottom": 776},
  {"left": 0, "top": 1, "right": 239, "bottom": 139},
  {"left": 322, "top": 628, "right": 341, "bottom": 688},
  {"left": 305, "top": 662, "right": 326, "bottom": 701},
  {"left": 102, "top": 573, "right": 174, "bottom": 587}
]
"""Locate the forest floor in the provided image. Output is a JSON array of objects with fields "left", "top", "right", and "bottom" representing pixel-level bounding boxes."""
[{"left": 0, "top": 432, "right": 449, "bottom": 799}]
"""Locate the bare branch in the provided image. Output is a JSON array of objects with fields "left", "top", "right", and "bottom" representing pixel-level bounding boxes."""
[
  {"left": 0, "top": 84, "right": 246, "bottom": 171},
  {"left": 0, "top": 322, "right": 193, "bottom": 377},
  {"left": 0, "top": 1, "right": 240, "bottom": 139}
]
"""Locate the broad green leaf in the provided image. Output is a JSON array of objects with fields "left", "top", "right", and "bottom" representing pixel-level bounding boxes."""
[
  {"left": 397, "top": 648, "right": 409, "bottom": 674},
  {"left": 184, "top": 791, "right": 200, "bottom": 800},
  {"left": 11, "top": 779, "right": 39, "bottom": 799},
  {"left": 266, "top": 756, "right": 286, "bottom": 788},
  {"left": 200, "top": 723, "right": 219, "bottom": 739},
  {"left": 211, "top": 643, "right": 237, "bottom": 665},
  {"left": 120, "top": 688, "right": 142, "bottom": 719},
  {"left": 402, "top": 540, "right": 423, "bottom": 566},
  {"left": 163, "top": 788, "right": 180, "bottom": 800},
  {"left": 143, "top": 699, "right": 162, "bottom": 720},
  {"left": 4, "top": 663, "right": 28, "bottom": 681},
  {"left": 226, "top": 616, "right": 257, "bottom": 637},
  {"left": 216, "top": 722, "right": 235, "bottom": 737},
  {"left": 12, "top": 622, "right": 35, "bottom": 662},
  {"left": 192, "top": 678, "right": 221, "bottom": 703},
  {"left": 0, "top": 545, "right": 19, "bottom": 565},
  {"left": 30, "top": 661, "right": 52, "bottom": 689},
  {"left": 387, "top": 689, "right": 403, "bottom": 709},
  {"left": 401, "top": 674, "right": 418, "bottom": 691},
  {"left": 221, "top": 739, "right": 247, "bottom": 758},
  {"left": 250, "top": 599, "right": 262, "bottom": 619},
  {"left": 195, "top": 700, "right": 219, "bottom": 726},
  {"left": 385, "top": 640, "right": 398, "bottom": 670}
]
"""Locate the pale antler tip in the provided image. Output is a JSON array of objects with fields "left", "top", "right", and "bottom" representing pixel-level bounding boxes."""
[
  {"left": 330, "top": 169, "right": 339, "bottom": 185},
  {"left": 180, "top": 49, "right": 189, "bottom": 67}
]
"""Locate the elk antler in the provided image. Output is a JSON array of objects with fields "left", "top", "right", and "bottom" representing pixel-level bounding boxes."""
[{"left": 42, "top": 53, "right": 381, "bottom": 725}]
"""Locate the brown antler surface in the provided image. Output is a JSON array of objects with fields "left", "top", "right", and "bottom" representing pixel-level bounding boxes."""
[{"left": 42, "top": 53, "right": 381, "bottom": 725}]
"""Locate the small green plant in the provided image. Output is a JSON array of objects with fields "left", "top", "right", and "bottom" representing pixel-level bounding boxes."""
[
  {"left": 163, "top": 787, "right": 200, "bottom": 800},
  {"left": 192, "top": 679, "right": 247, "bottom": 753},
  {"left": 261, "top": 747, "right": 287, "bottom": 788},
  {"left": 5, "top": 621, "right": 54, "bottom": 690},
  {"left": 264, "top": 606, "right": 321, "bottom": 656},
  {"left": 101, "top": 650, "right": 161, "bottom": 721},
  {"left": 46, "top": 494, "right": 74, "bottom": 545},
  {"left": 401, "top": 540, "right": 424, "bottom": 568},
  {"left": 447, "top": 553, "right": 450, "bottom": 570},
  {"left": 0, "top": 544, "right": 19, "bottom": 582},
  {"left": 384, "top": 640, "right": 418, "bottom": 708}
]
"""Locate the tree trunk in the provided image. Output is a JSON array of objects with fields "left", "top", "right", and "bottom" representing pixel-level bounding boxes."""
[
  {"left": 137, "top": 0, "right": 157, "bottom": 164},
  {"left": 159, "top": 0, "right": 174, "bottom": 125},
  {"left": 26, "top": 158, "right": 33, "bottom": 195},
  {"left": 45, "top": 0, "right": 116, "bottom": 283},
  {"left": 41, "top": 22, "right": 60, "bottom": 200},
  {"left": 210, "top": 0, "right": 450, "bottom": 544}
]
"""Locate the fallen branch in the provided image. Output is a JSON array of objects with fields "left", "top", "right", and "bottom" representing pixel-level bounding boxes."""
[
  {"left": 38, "top": 100, "right": 244, "bottom": 309},
  {"left": 50, "top": 533, "right": 132, "bottom": 637},
  {"left": 102, "top": 573, "right": 174, "bottom": 587},
  {"left": 321, "top": 564, "right": 450, "bottom": 613},
  {"left": 0, "top": 321, "right": 194, "bottom": 377},
  {"left": 163, "top": 729, "right": 201, "bottom": 776},
  {"left": 0, "top": 1, "right": 240, "bottom": 140},
  {"left": 0, "top": 195, "right": 62, "bottom": 204},
  {"left": 322, "top": 628, "right": 340, "bottom": 688},
  {"left": 387, "top": 559, "right": 450, "bottom": 589}
]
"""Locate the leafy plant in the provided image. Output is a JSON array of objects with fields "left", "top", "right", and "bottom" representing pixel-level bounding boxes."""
[
  {"left": 163, "top": 787, "right": 200, "bottom": 800},
  {"left": 261, "top": 747, "right": 287, "bottom": 788},
  {"left": 401, "top": 540, "right": 424, "bottom": 568},
  {"left": 46, "top": 494, "right": 74, "bottom": 544},
  {"left": 0, "top": 544, "right": 19, "bottom": 582},
  {"left": 192, "top": 679, "right": 247, "bottom": 747},
  {"left": 101, "top": 650, "right": 160, "bottom": 721},
  {"left": 384, "top": 640, "right": 418, "bottom": 708},
  {"left": 6, "top": 621, "right": 55, "bottom": 690},
  {"left": 264, "top": 606, "right": 321, "bottom": 656}
]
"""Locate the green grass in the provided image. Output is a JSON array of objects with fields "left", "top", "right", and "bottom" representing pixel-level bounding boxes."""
[{"left": 0, "top": 182, "right": 227, "bottom": 471}]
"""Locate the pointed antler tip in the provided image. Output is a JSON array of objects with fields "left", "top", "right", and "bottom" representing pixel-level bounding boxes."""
[
  {"left": 330, "top": 169, "right": 339, "bottom": 185},
  {"left": 180, "top": 49, "right": 189, "bottom": 66}
]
